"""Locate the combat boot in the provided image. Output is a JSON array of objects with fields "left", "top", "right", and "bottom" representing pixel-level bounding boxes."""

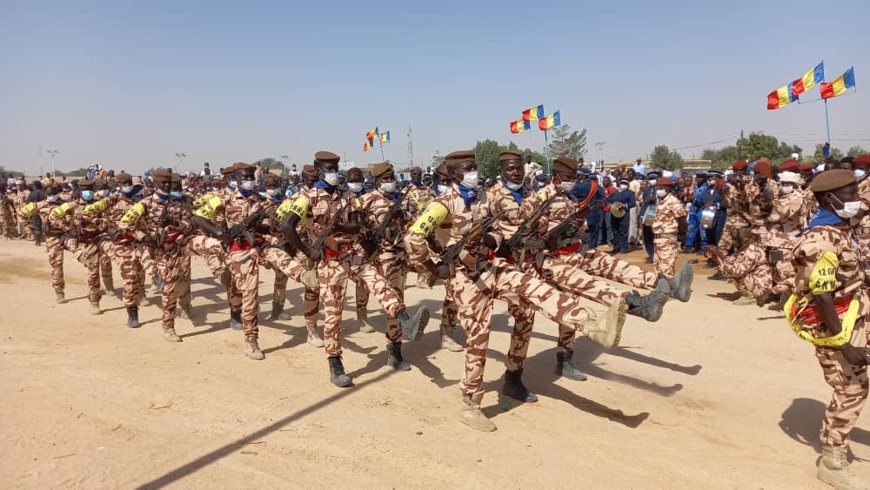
[
  {"left": 230, "top": 310, "right": 243, "bottom": 330},
  {"left": 440, "top": 325, "right": 463, "bottom": 352},
  {"left": 501, "top": 369, "right": 538, "bottom": 402},
  {"left": 90, "top": 302, "right": 102, "bottom": 315},
  {"left": 386, "top": 342, "right": 411, "bottom": 371},
  {"left": 555, "top": 349, "right": 588, "bottom": 381},
  {"left": 244, "top": 335, "right": 265, "bottom": 360},
  {"left": 460, "top": 392, "right": 496, "bottom": 432},
  {"left": 270, "top": 304, "right": 287, "bottom": 321},
  {"left": 126, "top": 306, "right": 140, "bottom": 328},
  {"left": 103, "top": 275, "right": 115, "bottom": 297},
  {"left": 176, "top": 305, "right": 193, "bottom": 320},
  {"left": 151, "top": 275, "right": 165, "bottom": 293},
  {"left": 357, "top": 309, "right": 375, "bottom": 333},
  {"left": 163, "top": 327, "right": 181, "bottom": 342},
  {"left": 662, "top": 262, "right": 693, "bottom": 302},
  {"left": 586, "top": 298, "right": 627, "bottom": 348},
  {"left": 625, "top": 289, "right": 667, "bottom": 322},
  {"left": 56, "top": 292, "right": 66, "bottom": 304},
  {"left": 218, "top": 268, "right": 232, "bottom": 290},
  {"left": 328, "top": 356, "right": 353, "bottom": 387},
  {"left": 398, "top": 305, "right": 430, "bottom": 341},
  {"left": 307, "top": 326, "right": 324, "bottom": 348},
  {"left": 818, "top": 445, "right": 870, "bottom": 490}
]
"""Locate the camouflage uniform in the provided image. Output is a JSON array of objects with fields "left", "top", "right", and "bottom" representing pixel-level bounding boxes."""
[
  {"left": 100, "top": 193, "right": 147, "bottom": 308},
  {"left": 407, "top": 183, "right": 436, "bottom": 289},
  {"left": 718, "top": 183, "right": 750, "bottom": 253},
  {"left": 14, "top": 188, "right": 32, "bottom": 240},
  {"left": 855, "top": 177, "right": 870, "bottom": 248},
  {"left": 24, "top": 198, "right": 71, "bottom": 298},
  {"left": 766, "top": 187, "right": 803, "bottom": 294},
  {"left": 0, "top": 192, "right": 15, "bottom": 239},
  {"left": 66, "top": 196, "right": 112, "bottom": 308},
  {"left": 652, "top": 192, "right": 687, "bottom": 278}
]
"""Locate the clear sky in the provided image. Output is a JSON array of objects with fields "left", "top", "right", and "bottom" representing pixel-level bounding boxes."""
[{"left": 1, "top": 0, "right": 868, "bottom": 175}]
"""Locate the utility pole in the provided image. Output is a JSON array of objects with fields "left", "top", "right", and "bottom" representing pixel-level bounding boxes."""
[
  {"left": 406, "top": 125, "right": 414, "bottom": 166},
  {"left": 46, "top": 149, "right": 59, "bottom": 179},
  {"left": 174, "top": 152, "right": 186, "bottom": 174}
]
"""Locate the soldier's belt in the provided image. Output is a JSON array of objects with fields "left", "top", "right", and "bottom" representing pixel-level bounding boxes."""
[
  {"left": 550, "top": 242, "right": 581, "bottom": 256},
  {"left": 857, "top": 226, "right": 870, "bottom": 237},
  {"left": 655, "top": 233, "right": 678, "bottom": 240},
  {"left": 784, "top": 294, "right": 858, "bottom": 347},
  {"left": 324, "top": 243, "right": 353, "bottom": 259}
]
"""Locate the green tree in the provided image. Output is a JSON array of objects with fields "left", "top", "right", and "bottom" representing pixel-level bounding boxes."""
[
  {"left": 474, "top": 139, "right": 502, "bottom": 179},
  {"left": 650, "top": 145, "right": 685, "bottom": 171},
  {"left": 547, "top": 125, "right": 587, "bottom": 160},
  {"left": 847, "top": 146, "right": 868, "bottom": 157},
  {"left": 812, "top": 144, "right": 844, "bottom": 162},
  {"left": 700, "top": 133, "right": 804, "bottom": 169},
  {"left": 522, "top": 148, "right": 547, "bottom": 166},
  {"left": 253, "top": 157, "right": 287, "bottom": 174}
]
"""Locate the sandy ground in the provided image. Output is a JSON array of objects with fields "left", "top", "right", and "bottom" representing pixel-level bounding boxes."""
[{"left": 1, "top": 239, "right": 868, "bottom": 489}]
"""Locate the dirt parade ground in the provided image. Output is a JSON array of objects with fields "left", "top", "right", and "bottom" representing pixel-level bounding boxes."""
[{"left": 0, "top": 239, "right": 868, "bottom": 489}]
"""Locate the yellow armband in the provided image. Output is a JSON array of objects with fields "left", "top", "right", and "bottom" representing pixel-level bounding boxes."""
[
  {"left": 287, "top": 196, "right": 309, "bottom": 219},
  {"left": 809, "top": 251, "right": 839, "bottom": 295},
  {"left": 538, "top": 191, "right": 548, "bottom": 202},
  {"left": 17, "top": 202, "right": 36, "bottom": 219},
  {"left": 410, "top": 202, "right": 448, "bottom": 237},
  {"left": 84, "top": 198, "right": 109, "bottom": 214},
  {"left": 192, "top": 193, "right": 215, "bottom": 209},
  {"left": 784, "top": 293, "right": 859, "bottom": 347},
  {"left": 194, "top": 195, "right": 223, "bottom": 220},
  {"left": 51, "top": 202, "right": 72, "bottom": 218},
  {"left": 121, "top": 203, "right": 146, "bottom": 224}
]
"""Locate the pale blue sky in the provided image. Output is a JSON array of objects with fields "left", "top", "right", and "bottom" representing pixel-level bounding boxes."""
[{"left": 1, "top": 0, "right": 868, "bottom": 175}]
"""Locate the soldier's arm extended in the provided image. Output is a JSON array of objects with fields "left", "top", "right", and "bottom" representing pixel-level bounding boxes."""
[
  {"left": 405, "top": 202, "right": 450, "bottom": 278},
  {"left": 281, "top": 195, "right": 317, "bottom": 260}
]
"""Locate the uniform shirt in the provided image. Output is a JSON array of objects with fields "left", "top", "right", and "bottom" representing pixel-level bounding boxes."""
[
  {"left": 691, "top": 183, "right": 708, "bottom": 208},
  {"left": 358, "top": 188, "right": 412, "bottom": 252},
  {"left": 856, "top": 178, "right": 870, "bottom": 241},
  {"left": 608, "top": 188, "right": 637, "bottom": 214},
  {"left": 73, "top": 197, "right": 111, "bottom": 238},
  {"left": 540, "top": 181, "right": 587, "bottom": 236},
  {"left": 406, "top": 182, "right": 435, "bottom": 220},
  {"left": 768, "top": 188, "right": 805, "bottom": 234},
  {"left": 287, "top": 184, "right": 357, "bottom": 250},
  {"left": 121, "top": 193, "right": 193, "bottom": 243},
  {"left": 41, "top": 199, "right": 73, "bottom": 235},
  {"left": 639, "top": 184, "right": 657, "bottom": 220},
  {"left": 487, "top": 181, "right": 545, "bottom": 241},
  {"left": 652, "top": 192, "right": 686, "bottom": 235}
]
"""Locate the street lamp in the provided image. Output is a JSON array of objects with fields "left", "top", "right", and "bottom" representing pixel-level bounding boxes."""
[
  {"left": 594, "top": 142, "right": 605, "bottom": 166},
  {"left": 279, "top": 155, "right": 290, "bottom": 179},
  {"left": 46, "top": 149, "right": 59, "bottom": 179},
  {"left": 174, "top": 152, "right": 186, "bottom": 174}
]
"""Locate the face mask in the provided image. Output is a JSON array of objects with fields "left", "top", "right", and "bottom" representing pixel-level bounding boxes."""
[
  {"left": 780, "top": 184, "right": 794, "bottom": 194},
  {"left": 47, "top": 195, "right": 60, "bottom": 203},
  {"left": 504, "top": 180, "right": 523, "bottom": 191},
  {"left": 81, "top": 190, "right": 94, "bottom": 201},
  {"left": 379, "top": 182, "right": 396, "bottom": 194},
  {"left": 97, "top": 189, "right": 109, "bottom": 198},
  {"left": 656, "top": 189, "right": 667, "bottom": 198},
  {"left": 856, "top": 169, "right": 867, "bottom": 181},
  {"left": 619, "top": 184, "right": 628, "bottom": 191},
  {"left": 240, "top": 180, "right": 255, "bottom": 191},
  {"left": 348, "top": 182, "right": 363, "bottom": 193},
  {"left": 266, "top": 188, "right": 278, "bottom": 196},
  {"left": 560, "top": 181, "right": 576, "bottom": 193},
  {"left": 460, "top": 171, "right": 478, "bottom": 189},
  {"left": 229, "top": 180, "right": 238, "bottom": 189},
  {"left": 121, "top": 185, "right": 134, "bottom": 194},
  {"left": 170, "top": 191, "right": 184, "bottom": 198},
  {"left": 437, "top": 184, "right": 449, "bottom": 194},
  {"left": 830, "top": 194, "right": 861, "bottom": 219},
  {"left": 323, "top": 172, "right": 339, "bottom": 186}
]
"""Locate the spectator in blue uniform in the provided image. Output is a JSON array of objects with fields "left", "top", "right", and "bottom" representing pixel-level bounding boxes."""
[
  {"left": 682, "top": 171, "right": 708, "bottom": 253},
  {"left": 607, "top": 178, "right": 636, "bottom": 254},
  {"left": 639, "top": 172, "right": 659, "bottom": 263}
]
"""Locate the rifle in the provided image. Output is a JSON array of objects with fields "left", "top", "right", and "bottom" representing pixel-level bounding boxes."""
[
  {"left": 441, "top": 208, "right": 506, "bottom": 268},
  {"left": 309, "top": 196, "right": 351, "bottom": 256},
  {"left": 367, "top": 189, "right": 409, "bottom": 258},
  {"left": 547, "top": 198, "right": 605, "bottom": 244},
  {"left": 225, "top": 207, "right": 266, "bottom": 249},
  {"left": 499, "top": 193, "right": 558, "bottom": 263}
]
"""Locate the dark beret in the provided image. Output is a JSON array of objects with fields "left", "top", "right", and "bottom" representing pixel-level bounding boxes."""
[
  {"left": 811, "top": 169, "right": 856, "bottom": 193},
  {"left": 302, "top": 165, "right": 318, "bottom": 177},
  {"left": 552, "top": 156, "right": 578, "bottom": 174},
  {"left": 116, "top": 173, "right": 133, "bottom": 183},
  {"left": 695, "top": 172, "right": 708, "bottom": 179},
  {"left": 314, "top": 151, "right": 340, "bottom": 165},
  {"left": 657, "top": 177, "right": 674, "bottom": 186},
  {"left": 171, "top": 173, "right": 183, "bottom": 183},
  {"left": 854, "top": 155, "right": 870, "bottom": 166},
  {"left": 233, "top": 162, "right": 253, "bottom": 170},
  {"left": 152, "top": 171, "right": 172, "bottom": 183},
  {"left": 444, "top": 150, "right": 476, "bottom": 168},
  {"left": 498, "top": 150, "right": 523, "bottom": 163},
  {"left": 77, "top": 179, "right": 94, "bottom": 189},
  {"left": 780, "top": 159, "right": 800, "bottom": 172},
  {"left": 435, "top": 162, "right": 450, "bottom": 179},
  {"left": 346, "top": 167, "right": 364, "bottom": 179},
  {"left": 221, "top": 166, "right": 236, "bottom": 176},
  {"left": 732, "top": 160, "right": 748, "bottom": 170},
  {"left": 371, "top": 162, "right": 393, "bottom": 178}
]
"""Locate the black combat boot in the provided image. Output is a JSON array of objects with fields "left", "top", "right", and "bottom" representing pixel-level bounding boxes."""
[
  {"left": 555, "top": 349, "right": 587, "bottom": 381},
  {"left": 624, "top": 289, "right": 666, "bottom": 322},
  {"left": 328, "top": 356, "right": 353, "bottom": 387},
  {"left": 230, "top": 309, "right": 243, "bottom": 330},
  {"left": 397, "top": 305, "right": 430, "bottom": 341},
  {"left": 662, "top": 261, "right": 694, "bottom": 302},
  {"left": 386, "top": 342, "right": 411, "bottom": 371},
  {"left": 126, "top": 306, "right": 140, "bottom": 328},
  {"left": 501, "top": 369, "right": 538, "bottom": 402}
]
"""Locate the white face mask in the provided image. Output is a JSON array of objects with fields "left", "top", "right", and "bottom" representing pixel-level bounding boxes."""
[
  {"left": 656, "top": 189, "right": 667, "bottom": 198},
  {"left": 504, "top": 180, "right": 523, "bottom": 191},
  {"left": 437, "top": 184, "right": 449, "bottom": 194},
  {"left": 121, "top": 185, "right": 134, "bottom": 194},
  {"left": 323, "top": 172, "right": 339, "bottom": 186},
  {"left": 266, "top": 188, "right": 278, "bottom": 196},
  {"left": 379, "top": 181, "right": 396, "bottom": 194},
  {"left": 240, "top": 180, "right": 255, "bottom": 191},
  {"left": 229, "top": 180, "right": 238, "bottom": 189},
  {"left": 47, "top": 194, "right": 60, "bottom": 203},
  {"left": 97, "top": 189, "right": 109, "bottom": 198},
  {"left": 856, "top": 169, "right": 867, "bottom": 181},
  {"left": 780, "top": 184, "right": 794, "bottom": 194},
  {"left": 348, "top": 182, "right": 363, "bottom": 193},
  {"left": 560, "top": 181, "right": 576, "bottom": 192},
  {"left": 835, "top": 200, "right": 861, "bottom": 219},
  {"left": 619, "top": 184, "right": 628, "bottom": 191},
  {"left": 460, "top": 171, "right": 478, "bottom": 189}
]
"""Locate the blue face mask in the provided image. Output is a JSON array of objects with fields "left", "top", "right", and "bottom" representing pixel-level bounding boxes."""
[
  {"left": 81, "top": 190, "right": 94, "bottom": 201},
  {"left": 170, "top": 191, "right": 184, "bottom": 198}
]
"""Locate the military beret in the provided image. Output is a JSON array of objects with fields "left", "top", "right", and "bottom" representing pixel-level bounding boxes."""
[
  {"left": 171, "top": 173, "right": 183, "bottom": 183},
  {"left": 551, "top": 156, "right": 578, "bottom": 174},
  {"left": 263, "top": 173, "right": 281, "bottom": 185},
  {"left": 732, "top": 160, "right": 748, "bottom": 170},
  {"left": 780, "top": 159, "right": 800, "bottom": 172},
  {"left": 435, "top": 162, "right": 450, "bottom": 179},
  {"left": 657, "top": 177, "right": 674, "bottom": 186},
  {"left": 152, "top": 171, "right": 172, "bottom": 183},
  {"left": 695, "top": 171, "right": 708, "bottom": 179},
  {"left": 754, "top": 159, "right": 772, "bottom": 178},
  {"left": 346, "top": 167, "right": 364, "bottom": 179},
  {"left": 302, "top": 164, "right": 318, "bottom": 177},
  {"left": 77, "top": 179, "right": 94, "bottom": 189},
  {"left": 854, "top": 155, "right": 870, "bottom": 166},
  {"left": 646, "top": 172, "right": 660, "bottom": 180},
  {"left": 233, "top": 162, "right": 253, "bottom": 170},
  {"left": 116, "top": 173, "right": 133, "bottom": 183},
  {"left": 444, "top": 150, "right": 476, "bottom": 168},
  {"left": 498, "top": 150, "right": 523, "bottom": 163},
  {"left": 811, "top": 169, "right": 856, "bottom": 193},
  {"left": 220, "top": 166, "right": 236, "bottom": 176},
  {"left": 93, "top": 179, "right": 109, "bottom": 188},
  {"left": 409, "top": 166, "right": 422, "bottom": 173},
  {"left": 708, "top": 170, "right": 723, "bottom": 177},
  {"left": 371, "top": 162, "right": 393, "bottom": 178},
  {"left": 799, "top": 164, "right": 816, "bottom": 172},
  {"left": 314, "top": 151, "right": 340, "bottom": 165}
]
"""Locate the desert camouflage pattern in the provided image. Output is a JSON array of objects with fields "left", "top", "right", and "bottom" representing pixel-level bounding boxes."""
[
  {"left": 719, "top": 243, "right": 773, "bottom": 299},
  {"left": 653, "top": 192, "right": 686, "bottom": 277},
  {"left": 856, "top": 177, "right": 870, "bottom": 247},
  {"left": 567, "top": 247, "right": 658, "bottom": 289}
]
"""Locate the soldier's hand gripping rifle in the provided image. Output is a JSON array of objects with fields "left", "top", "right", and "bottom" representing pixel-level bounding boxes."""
[
  {"left": 546, "top": 198, "right": 605, "bottom": 247},
  {"left": 307, "top": 197, "right": 351, "bottom": 260},
  {"left": 439, "top": 209, "right": 506, "bottom": 274},
  {"left": 365, "top": 189, "right": 409, "bottom": 260},
  {"left": 497, "top": 193, "right": 558, "bottom": 263},
  {"left": 224, "top": 207, "right": 266, "bottom": 249}
]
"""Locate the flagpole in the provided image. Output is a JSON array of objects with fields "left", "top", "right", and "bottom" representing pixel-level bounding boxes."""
[
  {"left": 824, "top": 99, "right": 831, "bottom": 144},
  {"left": 544, "top": 129, "right": 551, "bottom": 173},
  {"left": 379, "top": 140, "right": 386, "bottom": 161}
]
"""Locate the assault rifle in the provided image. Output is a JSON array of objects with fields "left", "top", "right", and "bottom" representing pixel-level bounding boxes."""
[
  {"left": 225, "top": 207, "right": 266, "bottom": 248},
  {"left": 309, "top": 197, "right": 351, "bottom": 255},
  {"left": 367, "top": 189, "right": 409, "bottom": 259},
  {"left": 440, "top": 209, "right": 506, "bottom": 267},
  {"left": 498, "top": 193, "right": 558, "bottom": 263},
  {"left": 547, "top": 198, "right": 605, "bottom": 244}
]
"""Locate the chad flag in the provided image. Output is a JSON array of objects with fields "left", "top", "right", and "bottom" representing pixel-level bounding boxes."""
[
  {"left": 791, "top": 62, "right": 825, "bottom": 96},
  {"left": 510, "top": 119, "right": 530, "bottom": 134},
  {"left": 820, "top": 67, "right": 856, "bottom": 100},
  {"left": 522, "top": 105, "right": 544, "bottom": 121},
  {"left": 767, "top": 85, "right": 798, "bottom": 110},
  {"left": 538, "top": 111, "right": 560, "bottom": 130}
]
